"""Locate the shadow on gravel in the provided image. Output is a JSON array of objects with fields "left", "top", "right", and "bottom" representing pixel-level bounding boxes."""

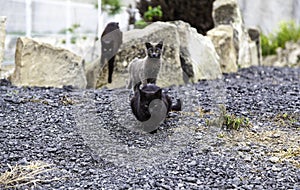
[{"left": 72, "top": 79, "right": 227, "bottom": 169}]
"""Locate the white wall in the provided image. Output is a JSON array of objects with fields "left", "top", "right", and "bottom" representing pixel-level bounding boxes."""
[
  {"left": 0, "top": 0, "right": 99, "bottom": 34},
  {"left": 238, "top": 0, "right": 300, "bottom": 34},
  {"left": 0, "top": 0, "right": 131, "bottom": 35}
]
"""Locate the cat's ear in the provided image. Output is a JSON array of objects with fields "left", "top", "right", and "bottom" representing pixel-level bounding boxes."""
[
  {"left": 156, "top": 41, "right": 163, "bottom": 49},
  {"left": 155, "top": 89, "right": 162, "bottom": 98},
  {"left": 145, "top": 42, "right": 152, "bottom": 49}
]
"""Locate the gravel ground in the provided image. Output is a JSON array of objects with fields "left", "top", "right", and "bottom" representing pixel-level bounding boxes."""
[{"left": 0, "top": 66, "right": 299, "bottom": 189}]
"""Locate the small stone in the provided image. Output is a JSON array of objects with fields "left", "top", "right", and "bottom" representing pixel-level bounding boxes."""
[
  {"left": 269, "top": 156, "right": 280, "bottom": 163},
  {"left": 188, "top": 160, "right": 197, "bottom": 166},
  {"left": 238, "top": 146, "right": 251, "bottom": 152},
  {"left": 45, "top": 147, "right": 58, "bottom": 153},
  {"left": 185, "top": 177, "right": 197, "bottom": 183},
  {"left": 269, "top": 133, "right": 280, "bottom": 138},
  {"left": 271, "top": 166, "right": 281, "bottom": 172},
  {"left": 292, "top": 122, "right": 300, "bottom": 128},
  {"left": 244, "top": 155, "right": 252, "bottom": 162}
]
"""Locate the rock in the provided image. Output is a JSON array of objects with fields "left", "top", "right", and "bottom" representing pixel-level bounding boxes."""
[
  {"left": 0, "top": 16, "right": 6, "bottom": 69},
  {"left": 213, "top": 0, "right": 242, "bottom": 26},
  {"left": 211, "top": 0, "right": 260, "bottom": 69},
  {"left": 288, "top": 48, "right": 300, "bottom": 66},
  {"left": 262, "top": 55, "right": 278, "bottom": 66},
  {"left": 173, "top": 21, "right": 222, "bottom": 82},
  {"left": 91, "top": 21, "right": 221, "bottom": 89},
  {"left": 269, "top": 156, "right": 280, "bottom": 163},
  {"left": 188, "top": 160, "right": 197, "bottom": 166},
  {"left": 85, "top": 57, "right": 102, "bottom": 89},
  {"left": 100, "top": 21, "right": 183, "bottom": 89},
  {"left": 10, "top": 37, "right": 87, "bottom": 88},
  {"left": 207, "top": 25, "right": 238, "bottom": 73},
  {"left": 248, "top": 27, "right": 262, "bottom": 65},
  {"left": 263, "top": 40, "right": 300, "bottom": 67}
]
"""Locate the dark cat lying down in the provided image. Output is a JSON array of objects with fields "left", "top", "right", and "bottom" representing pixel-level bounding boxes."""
[{"left": 130, "top": 83, "right": 181, "bottom": 133}]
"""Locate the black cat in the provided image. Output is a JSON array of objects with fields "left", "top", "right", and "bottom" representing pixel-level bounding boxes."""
[
  {"left": 101, "top": 22, "right": 123, "bottom": 83},
  {"left": 130, "top": 83, "right": 181, "bottom": 133}
]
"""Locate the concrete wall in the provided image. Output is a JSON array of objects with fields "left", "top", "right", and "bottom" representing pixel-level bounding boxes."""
[
  {"left": 0, "top": 0, "right": 98, "bottom": 34},
  {"left": 0, "top": 17, "right": 6, "bottom": 68},
  {"left": 0, "top": 0, "right": 133, "bottom": 35},
  {"left": 238, "top": 0, "right": 300, "bottom": 34}
]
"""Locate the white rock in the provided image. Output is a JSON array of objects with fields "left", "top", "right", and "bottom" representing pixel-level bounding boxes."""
[
  {"left": 212, "top": 0, "right": 260, "bottom": 68},
  {"left": 207, "top": 25, "right": 238, "bottom": 73},
  {"left": 11, "top": 37, "right": 87, "bottom": 88},
  {"left": 269, "top": 156, "right": 280, "bottom": 163}
]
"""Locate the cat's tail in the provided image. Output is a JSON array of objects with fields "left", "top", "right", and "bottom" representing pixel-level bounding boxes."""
[
  {"left": 171, "top": 98, "right": 182, "bottom": 111},
  {"left": 108, "top": 56, "right": 115, "bottom": 83}
]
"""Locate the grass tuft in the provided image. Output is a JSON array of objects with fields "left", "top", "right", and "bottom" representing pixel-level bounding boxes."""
[
  {"left": 0, "top": 161, "right": 61, "bottom": 189},
  {"left": 205, "top": 104, "right": 252, "bottom": 130}
]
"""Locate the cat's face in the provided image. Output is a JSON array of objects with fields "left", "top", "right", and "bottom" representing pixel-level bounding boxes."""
[
  {"left": 139, "top": 84, "right": 166, "bottom": 117},
  {"left": 102, "top": 40, "right": 114, "bottom": 56},
  {"left": 145, "top": 41, "right": 163, "bottom": 59},
  {"left": 138, "top": 85, "right": 162, "bottom": 112}
]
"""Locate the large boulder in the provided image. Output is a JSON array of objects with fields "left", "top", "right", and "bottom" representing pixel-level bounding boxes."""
[
  {"left": 211, "top": 0, "right": 261, "bottom": 69},
  {"left": 173, "top": 21, "right": 222, "bottom": 82},
  {"left": 89, "top": 21, "right": 221, "bottom": 89},
  {"left": 11, "top": 37, "right": 87, "bottom": 88},
  {"left": 0, "top": 16, "right": 6, "bottom": 69},
  {"left": 207, "top": 25, "right": 238, "bottom": 73}
]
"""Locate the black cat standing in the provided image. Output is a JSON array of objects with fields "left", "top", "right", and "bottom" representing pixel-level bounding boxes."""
[{"left": 101, "top": 22, "right": 123, "bottom": 83}]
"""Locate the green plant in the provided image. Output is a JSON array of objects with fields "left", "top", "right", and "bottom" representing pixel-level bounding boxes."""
[
  {"left": 205, "top": 105, "right": 251, "bottom": 130},
  {"left": 134, "top": 20, "right": 148, "bottom": 29},
  {"left": 272, "top": 112, "right": 298, "bottom": 126},
  {"left": 95, "top": 0, "right": 122, "bottom": 15},
  {"left": 261, "top": 33, "right": 277, "bottom": 56},
  {"left": 223, "top": 114, "right": 251, "bottom": 130},
  {"left": 261, "top": 21, "right": 300, "bottom": 56},
  {"left": 143, "top": 5, "right": 163, "bottom": 22},
  {"left": 137, "top": 0, "right": 215, "bottom": 35},
  {"left": 134, "top": 5, "right": 163, "bottom": 29},
  {"left": 60, "top": 23, "right": 80, "bottom": 44},
  {"left": 71, "top": 37, "right": 77, "bottom": 44},
  {"left": 67, "top": 24, "right": 80, "bottom": 33}
]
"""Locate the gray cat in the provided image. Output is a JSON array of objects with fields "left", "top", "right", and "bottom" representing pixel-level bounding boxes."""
[{"left": 127, "top": 41, "right": 163, "bottom": 91}]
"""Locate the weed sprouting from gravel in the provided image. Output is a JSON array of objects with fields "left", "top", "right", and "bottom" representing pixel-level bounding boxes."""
[
  {"left": 205, "top": 104, "right": 252, "bottom": 130},
  {"left": 60, "top": 95, "right": 76, "bottom": 105},
  {"left": 271, "top": 147, "right": 300, "bottom": 168},
  {"left": 0, "top": 161, "right": 61, "bottom": 189},
  {"left": 272, "top": 112, "right": 299, "bottom": 127},
  {"left": 223, "top": 114, "right": 251, "bottom": 130}
]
